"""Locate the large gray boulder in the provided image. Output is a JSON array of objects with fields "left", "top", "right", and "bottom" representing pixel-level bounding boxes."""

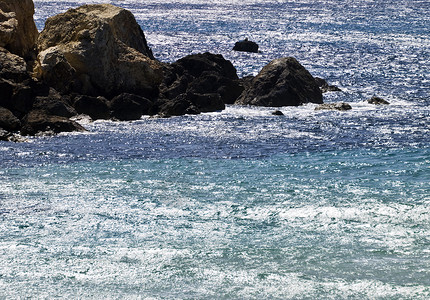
[
  {"left": 236, "top": 57, "right": 323, "bottom": 107},
  {"left": 0, "top": 0, "right": 38, "bottom": 59},
  {"left": 34, "top": 4, "right": 163, "bottom": 97}
]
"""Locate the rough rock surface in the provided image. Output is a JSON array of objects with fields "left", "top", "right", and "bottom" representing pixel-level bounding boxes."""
[
  {"left": 35, "top": 4, "right": 163, "bottom": 97},
  {"left": 0, "top": 47, "right": 29, "bottom": 81},
  {"left": 236, "top": 57, "right": 323, "bottom": 107},
  {"left": 110, "top": 93, "right": 153, "bottom": 121},
  {"left": 315, "top": 102, "right": 352, "bottom": 111},
  {"left": 367, "top": 96, "right": 390, "bottom": 105},
  {"left": 158, "top": 52, "right": 241, "bottom": 116},
  {"left": 73, "top": 95, "right": 110, "bottom": 120},
  {"left": 20, "top": 110, "right": 85, "bottom": 135},
  {"left": 0, "top": 0, "right": 38, "bottom": 58},
  {"left": 0, "top": 106, "right": 21, "bottom": 131},
  {"left": 233, "top": 38, "right": 259, "bottom": 53},
  {"left": 314, "top": 77, "right": 342, "bottom": 93}
]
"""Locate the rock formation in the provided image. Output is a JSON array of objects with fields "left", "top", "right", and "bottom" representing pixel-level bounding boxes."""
[
  {"left": 236, "top": 57, "right": 323, "bottom": 107},
  {"left": 157, "top": 52, "right": 243, "bottom": 116},
  {"left": 314, "top": 77, "right": 342, "bottom": 93},
  {"left": 367, "top": 96, "right": 389, "bottom": 105},
  {"left": 315, "top": 103, "right": 352, "bottom": 111},
  {"left": 233, "top": 38, "right": 259, "bottom": 53},
  {"left": 0, "top": 0, "right": 38, "bottom": 59},
  {"left": 34, "top": 4, "right": 163, "bottom": 97}
]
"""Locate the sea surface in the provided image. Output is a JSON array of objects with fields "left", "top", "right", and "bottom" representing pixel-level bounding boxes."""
[{"left": 1, "top": 0, "right": 430, "bottom": 298}]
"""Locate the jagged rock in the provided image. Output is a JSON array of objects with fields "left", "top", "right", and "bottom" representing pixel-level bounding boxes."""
[
  {"left": 0, "top": 47, "right": 29, "bottom": 82},
  {"left": 35, "top": 4, "right": 163, "bottom": 97},
  {"left": 73, "top": 95, "right": 110, "bottom": 120},
  {"left": 32, "top": 88, "right": 77, "bottom": 118},
  {"left": 236, "top": 57, "right": 323, "bottom": 107},
  {"left": 0, "top": 0, "right": 38, "bottom": 59},
  {"left": 159, "top": 52, "right": 243, "bottom": 114},
  {"left": 158, "top": 94, "right": 200, "bottom": 117},
  {"left": 233, "top": 38, "right": 259, "bottom": 53},
  {"left": 271, "top": 110, "right": 284, "bottom": 116},
  {"left": 315, "top": 102, "right": 352, "bottom": 111},
  {"left": 367, "top": 96, "right": 390, "bottom": 105},
  {"left": 314, "top": 77, "right": 342, "bottom": 93},
  {"left": 0, "top": 106, "right": 20, "bottom": 131},
  {"left": 110, "top": 93, "right": 153, "bottom": 121},
  {"left": 20, "top": 110, "right": 85, "bottom": 135}
]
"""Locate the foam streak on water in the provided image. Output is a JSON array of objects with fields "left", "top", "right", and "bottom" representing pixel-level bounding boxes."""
[{"left": 1, "top": 0, "right": 429, "bottom": 298}]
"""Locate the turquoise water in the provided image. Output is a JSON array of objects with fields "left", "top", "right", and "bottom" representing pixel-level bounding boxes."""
[{"left": 1, "top": 0, "right": 430, "bottom": 298}]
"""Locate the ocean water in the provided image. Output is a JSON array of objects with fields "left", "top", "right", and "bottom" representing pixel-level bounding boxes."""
[{"left": 1, "top": 0, "right": 430, "bottom": 298}]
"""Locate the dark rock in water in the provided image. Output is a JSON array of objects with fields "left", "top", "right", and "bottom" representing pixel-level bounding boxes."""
[
  {"left": 236, "top": 57, "right": 323, "bottom": 107},
  {"left": 73, "top": 95, "right": 110, "bottom": 120},
  {"left": 233, "top": 38, "right": 259, "bottom": 53},
  {"left": 314, "top": 77, "right": 342, "bottom": 93},
  {"left": 32, "top": 89, "right": 77, "bottom": 118},
  {"left": 271, "top": 110, "right": 284, "bottom": 116},
  {"left": 34, "top": 3, "right": 163, "bottom": 97},
  {"left": 187, "top": 92, "right": 224, "bottom": 113},
  {"left": 20, "top": 110, "right": 85, "bottom": 135},
  {"left": 158, "top": 94, "right": 200, "bottom": 117},
  {"left": 315, "top": 103, "right": 352, "bottom": 111},
  {"left": 159, "top": 52, "right": 242, "bottom": 114},
  {"left": 367, "top": 96, "right": 390, "bottom": 105},
  {"left": 0, "top": 106, "right": 21, "bottom": 131},
  {"left": 174, "top": 52, "right": 238, "bottom": 79},
  {"left": 110, "top": 93, "right": 153, "bottom": 121}
]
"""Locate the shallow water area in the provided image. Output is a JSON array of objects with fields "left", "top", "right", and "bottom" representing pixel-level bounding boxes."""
[{"left": 1, "top": 0, "right": 430, "bottom": 298}]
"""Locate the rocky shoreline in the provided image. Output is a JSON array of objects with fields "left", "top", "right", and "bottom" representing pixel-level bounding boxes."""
[{"left": 1, "top": 1, "right": 384, "bottom": 141}]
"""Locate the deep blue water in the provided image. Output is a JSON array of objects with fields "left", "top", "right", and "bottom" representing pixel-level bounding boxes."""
[{"left": 1, "top": 0, "right": 429, "bottom": 298}]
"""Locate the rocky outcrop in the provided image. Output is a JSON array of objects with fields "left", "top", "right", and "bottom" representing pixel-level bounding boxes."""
[
  {"left": 73, "top": 95, "right": 110, "bottom": 120},
  {"left": 157, "top": 52, "right": 242, "bottom": 116},
  {"left": 110, "top": 93, "right": 153, "bottom": 121},
  {"left": 0, "top": 47, "right": 29, "bottom": 81},
  {"left": 314, "top": 77, "right": 342, "bottom": 93},
  {"left": 0, "top": 106, "right": 21, "bottom": 131},
  {"left": 236, "top": 57, "right": 323, "bottom": 107},
  {"left": 34, "top": 4, "right": 163, "bottom": 97},
  {"left": 233, "top": 38, "right": 259, "bottom": 53},
  {"left": 0, "top": 0, "right": 38, "bottom": 59},
  {"left": 315, "top": 103, "right": 352, "bottom": 111},
  {"left": 20, "top": 110, "right": 85, "bottom": 135},
  {"left": 367, "top": 96, "right": 389, "bottom": 105}
]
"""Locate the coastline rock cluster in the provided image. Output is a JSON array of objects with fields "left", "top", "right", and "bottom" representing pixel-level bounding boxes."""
[{"left": 0, "top": 0, "right": 350, "bottom": 140}]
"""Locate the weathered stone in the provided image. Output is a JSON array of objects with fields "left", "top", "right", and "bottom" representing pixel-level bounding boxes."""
[
  {"left": 314, "top": 77, "right": 342, "bottom": 93},
  {"left": 110, "top": 93, "right": 153, "bottom": 121},
  {"left": 73, "top": 95, "right": 110, "bottom": 120},
  {"left": 233, "top": 38, "right": 259, "bottom": 53},
  {"left": 158, "top": 94, "right": 200, "bottom": 117},
  {"left": 0, "top": 106, "right": 20, "bottom": 131},
  {"left": 315, "top": 102, "right": 352, "bottom": 111},
  {"left": 0, "top": 47, "right": 29, "bottom": 82},
  {"left": 32, "top": 89, "right": 77, "bottom": 118},
  {"left": 0, "top": 0, "right": 38, "bottom": 58},
  {"left": 271, "top": 110, "right": 284, "bottom": 116},
  {"left": 187, "top": 92, "right": 224, "bottom": 112},
  {"left": 20, "top": 110, "right": 85, "bottom": 135},
  {"left": 35, "top": 4, "right": 163, "bottom": 97},
  {"left": 159, "top": 52, "right": 242, "bottom": 113},
  {"left": 367, "top": 96, "right": 390, "bottom": 105},
  {"left": 236, "top": 57, "right": 323, "bottom": 107}
]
